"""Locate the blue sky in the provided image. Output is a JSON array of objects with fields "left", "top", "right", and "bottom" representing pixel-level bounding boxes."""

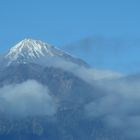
[{"left": 0, "top": 0, "right": 140, "bottom": 73}]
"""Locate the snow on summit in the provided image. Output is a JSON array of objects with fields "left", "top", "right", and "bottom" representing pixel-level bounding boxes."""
[
  {"left": 5, "top": 38, "right": 66, "bottom": 64},
  {"left": 6, "top": 39, "right": 60, "bottom": 59},
  {"left": 4, "top": 38, "right": 88, "bottom": 67}
]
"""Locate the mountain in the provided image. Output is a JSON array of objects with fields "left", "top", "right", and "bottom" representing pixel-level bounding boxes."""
[{"left": 0, "top": 39, "right": 123, "bottom": 140}]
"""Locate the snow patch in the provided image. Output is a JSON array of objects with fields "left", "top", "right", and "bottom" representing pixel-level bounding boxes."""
[{"left": 5, "top": 38, "right": 66, "bottom": 65}]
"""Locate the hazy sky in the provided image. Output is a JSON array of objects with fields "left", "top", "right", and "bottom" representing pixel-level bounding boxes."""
[
  {"left": 0, "top": 0, "right": 140, "bottom": 50},
  {"left": 0, "top": 0, "right": 140, "bottom": 73}
]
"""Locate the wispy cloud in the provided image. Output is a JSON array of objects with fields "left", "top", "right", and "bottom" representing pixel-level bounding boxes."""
[{"left": 64, "top": 36, "right": 140, "bottom": 73}]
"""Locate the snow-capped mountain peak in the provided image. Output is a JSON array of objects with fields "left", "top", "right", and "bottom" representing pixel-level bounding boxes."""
[
  {"left": 6, "top": 38, "right": 56, "bottom": 61},
  {"left": 4, "top": 38, "right": 88, "bottom": 67},
  {"left": 5, "top": 38, "right": 70, "bottom": 65}
]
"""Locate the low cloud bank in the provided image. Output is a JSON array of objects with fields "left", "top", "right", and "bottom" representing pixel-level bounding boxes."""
[
  {"left": 0, "top": 80, "right": 57, "bottom": 117},
  {"left": 45, "top": 56, "right": 140, "bottom": 138},
  {"left": 85, "top": 77, "right": 140, "bottom": 139}
]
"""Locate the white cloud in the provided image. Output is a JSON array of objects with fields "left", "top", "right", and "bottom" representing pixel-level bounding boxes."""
[
  {"left": 0, "top": 80, "right": 58, "bottom": 117},
  {"left": 40, "top": 56, "right": 124, "bottom": 83},
  {"left": 85, "top": 77, "right": 140, "bottom": 139}
]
